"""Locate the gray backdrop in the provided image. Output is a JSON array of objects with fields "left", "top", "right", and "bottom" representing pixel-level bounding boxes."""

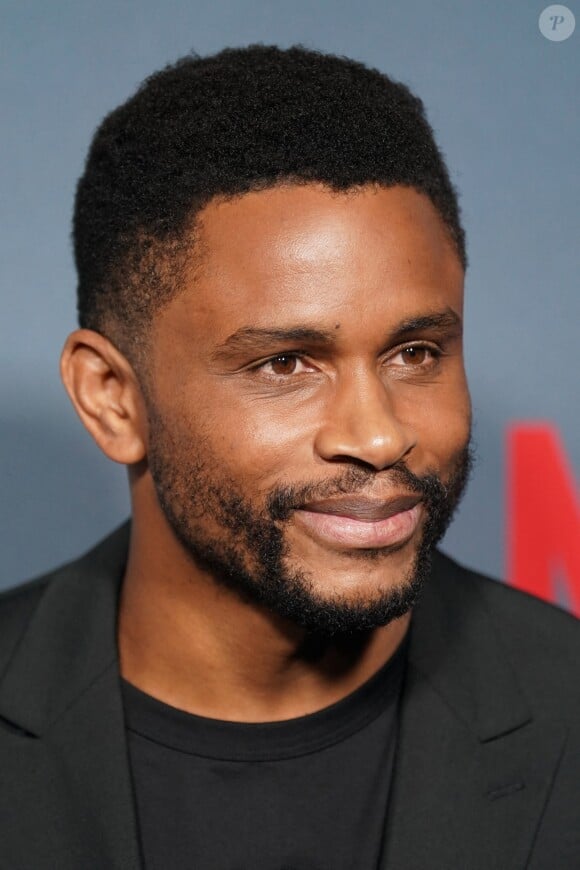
[{"left": 1, "top": 0, "right": 578, "bottom": 593}]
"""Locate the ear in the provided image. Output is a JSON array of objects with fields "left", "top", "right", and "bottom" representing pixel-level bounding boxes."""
[{"left": 60, "top": 329, "right": 148, "bottom": 465}]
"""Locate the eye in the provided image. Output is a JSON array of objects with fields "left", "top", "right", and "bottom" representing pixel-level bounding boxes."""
[
  {"left": 257, "top": 353, "right": 312, "bottom": 378},
  {"left": 391, "top": 344, "right": 441, "bottom": 367}
]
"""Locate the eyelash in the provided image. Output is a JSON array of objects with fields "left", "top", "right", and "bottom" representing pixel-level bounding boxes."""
[{"left": 252, "top": 344, "right": 443, "bottom": 379}]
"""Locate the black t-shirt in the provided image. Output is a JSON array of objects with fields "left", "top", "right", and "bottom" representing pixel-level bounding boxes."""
[{"left": 122, "top": 640, "right": 407, "bottom": 870}]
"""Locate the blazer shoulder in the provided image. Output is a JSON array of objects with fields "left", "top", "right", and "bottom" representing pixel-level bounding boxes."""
[
  {"left": 435, "top": 549, "right": 580, "bottom": 709},
  {"left": 0, "top": 522, "right": 130, "bottom": 678},
  {"left": 0, "top": 575, "right": 49, "bottom": 676},
  {"left": 438, "top": 550, "right": 579, "bottom": 632}
]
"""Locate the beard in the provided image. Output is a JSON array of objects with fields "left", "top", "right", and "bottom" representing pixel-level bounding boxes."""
[{"left": 147, "top": 413, "right": 474, "bottom": 638}]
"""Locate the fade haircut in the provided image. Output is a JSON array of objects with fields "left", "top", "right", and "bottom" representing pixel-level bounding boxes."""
[{"left": 73, "top": 44, "right": 466, "bottom": 358}]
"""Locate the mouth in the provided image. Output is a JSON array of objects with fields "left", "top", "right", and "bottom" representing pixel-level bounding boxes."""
[{"left": 293, "top": 494, "right": 423, "bottom": 550}]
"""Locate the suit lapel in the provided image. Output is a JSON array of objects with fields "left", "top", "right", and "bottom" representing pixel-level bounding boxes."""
[
  {"left": 0, "top": 525, "right": 141, "bottom": 870},
  {"left": 382, "top": 553, "right": 566, "bottom": 870},
  {"left": 0, "top": 533, "right": 567, "bottom": 869},
  {"left": 0, "top": 665, "right": 141, "bottom": 870}
]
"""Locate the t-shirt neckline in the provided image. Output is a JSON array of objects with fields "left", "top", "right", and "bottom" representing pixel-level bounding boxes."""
[{"left": 121, "top": 636, "right": 407, "bottom": 762}]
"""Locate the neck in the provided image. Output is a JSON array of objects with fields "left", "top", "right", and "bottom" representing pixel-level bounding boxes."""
[{"left": 118, "top": 495, "right": 411, "bottom": 723}]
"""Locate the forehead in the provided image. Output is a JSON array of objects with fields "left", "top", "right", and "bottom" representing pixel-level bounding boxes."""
[{"left": 159, "top": 183, "right": 464, "bottom": 343}]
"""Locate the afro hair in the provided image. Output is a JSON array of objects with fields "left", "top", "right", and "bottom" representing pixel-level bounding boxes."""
[{"left": 73, "top": 44, "right": 466, "bottom": 352}]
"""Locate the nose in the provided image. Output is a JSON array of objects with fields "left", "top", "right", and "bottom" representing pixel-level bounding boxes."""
[{"left": 313, "top": 368, "right": 416, "bottom": 470}]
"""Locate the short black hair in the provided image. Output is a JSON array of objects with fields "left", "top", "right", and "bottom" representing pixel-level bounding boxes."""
[{"left": 73, "top": 44, "right": 466, "bottom": 354}]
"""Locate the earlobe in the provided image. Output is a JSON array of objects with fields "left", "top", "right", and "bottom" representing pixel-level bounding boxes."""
[{"left": 60, "top": 329, "right": 148, "bottom": 465}]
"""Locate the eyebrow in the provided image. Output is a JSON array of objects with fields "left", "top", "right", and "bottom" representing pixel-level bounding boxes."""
[
  {"left": 211, "top": 307, "right": 462, "bottom": 360},
  {"left": 395, "top": 309, "right": 462, "bottom": 334}
]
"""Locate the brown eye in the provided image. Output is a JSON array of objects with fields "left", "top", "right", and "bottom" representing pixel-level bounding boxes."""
[
  {"left": 401, "top": 346, "right": 428, "bottom": 365},
  {"left": 269, "top": 354, "right": 299, "bottom": 375}
]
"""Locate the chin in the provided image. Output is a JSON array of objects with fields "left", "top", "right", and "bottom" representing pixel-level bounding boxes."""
[{"left": 287, "top": 539, "right": 422, "bottom": 606}]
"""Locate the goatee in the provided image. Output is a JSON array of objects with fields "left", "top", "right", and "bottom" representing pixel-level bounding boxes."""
[{"left": 148, "top": 416, "right": 474, "bottom": 638}]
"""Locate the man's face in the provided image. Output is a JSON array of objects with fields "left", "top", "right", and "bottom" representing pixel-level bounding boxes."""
[{"left": 144, "top": 184, "right": 472, "bottom": 635}]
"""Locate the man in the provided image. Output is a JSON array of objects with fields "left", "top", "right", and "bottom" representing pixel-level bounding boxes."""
[{"left": 1, "top": 44, "right": 579, "bottom": 870}]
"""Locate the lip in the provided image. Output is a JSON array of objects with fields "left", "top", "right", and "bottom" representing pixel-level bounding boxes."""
[
  {"left": 301, "top": 493, "right": 422, "bottom": 521},
  {"left": 294, "top": 497, "right": 423, "bottom": 550}
]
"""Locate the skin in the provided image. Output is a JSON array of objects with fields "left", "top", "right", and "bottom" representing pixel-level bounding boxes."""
[{"left": 61, "top": 183, "right": 471, "bottom": 722}]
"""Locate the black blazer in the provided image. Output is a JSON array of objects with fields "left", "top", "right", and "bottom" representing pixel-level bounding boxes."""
[{"left": 1, "top": 524, "right": 579, "bottom": 869}]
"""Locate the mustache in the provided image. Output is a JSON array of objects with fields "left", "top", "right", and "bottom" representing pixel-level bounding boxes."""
[{"left": 266, "top": 446, "right": 473, "bottom": 522}]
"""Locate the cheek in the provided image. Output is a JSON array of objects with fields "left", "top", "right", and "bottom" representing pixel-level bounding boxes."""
[
  {"left": 395, "top": 378, "right": 471, "bottom": 466},
  {"left": 180, "top": 396, "right": 317, "bottom": 490},
  {"left": 430, "top": 407, "right": 471, "bottom": 472}
]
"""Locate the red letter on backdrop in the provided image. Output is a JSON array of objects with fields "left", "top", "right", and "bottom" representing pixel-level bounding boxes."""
[{"left": 507, "top": 424, "right": 580, "bottom": 615}]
